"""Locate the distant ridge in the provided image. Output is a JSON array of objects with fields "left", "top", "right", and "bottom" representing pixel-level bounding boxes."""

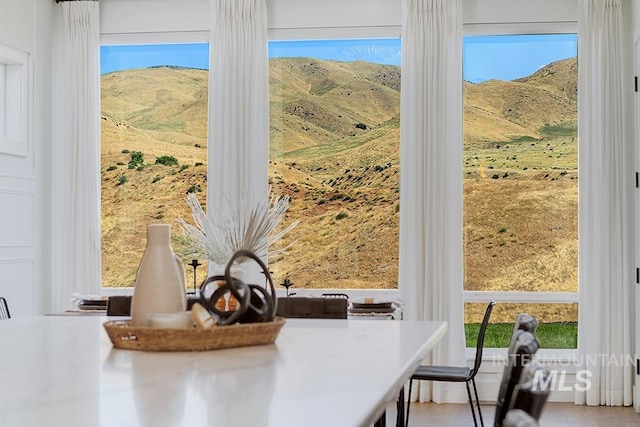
[{"left": 148, "top": 65, "right": 208, "bottom": 71}]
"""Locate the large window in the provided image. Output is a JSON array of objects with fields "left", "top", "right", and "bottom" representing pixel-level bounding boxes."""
[
  {"left": 99, "top": 33, "right": 579, "bottom": 348},
  {"left": 267, "top": 38, "right": 401, "bottom": 290},
  {"left": 100, "top": 43, "right": 210, "bottom": 290},
  {"left": 462, "top": 34, "right": 578, "bottom": 348}
]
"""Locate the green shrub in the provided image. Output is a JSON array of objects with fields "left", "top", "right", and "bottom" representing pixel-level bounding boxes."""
[
  {"left": 335, "top": 211, "right": 348, "bottom": 220},
  {"left": 128, "top": 151, "right": 144, "bottom": 169},
  {"left": 117, "top": 175, "right": 128, "bottom": 186},
  {"left": 151, "top": 176, "right": 162, "bottom": 184},
  {"left": 106, "top": 165, "right": 117, "bottom": 171},
  {"left": 187, "top": 184, "right": 201, "bottom": 193},
  {"left": 156, "top": 155, "right": 178, "bottom": 166}
]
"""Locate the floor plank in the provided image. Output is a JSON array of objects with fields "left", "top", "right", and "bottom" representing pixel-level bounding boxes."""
[{"left": 386, "top": 401, "right": 639, "bottom": 426}]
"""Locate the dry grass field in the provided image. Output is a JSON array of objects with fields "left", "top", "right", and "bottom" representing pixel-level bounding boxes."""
[{"left": 101, "top": 57, "right": 577, "bottom": 323}]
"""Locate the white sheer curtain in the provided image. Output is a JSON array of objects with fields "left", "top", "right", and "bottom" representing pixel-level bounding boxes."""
[
  {"left": 52, "top": 1, "right": 102, "bottom": 312},
  {"left": 399, "top": 0, "right": 466, "bottom": 403},
  {"left": 208, "top": 0, "right": 269, "bottom": 281},
  {"left": 576, "top": 0, "right": 634, "bottom": 407}
]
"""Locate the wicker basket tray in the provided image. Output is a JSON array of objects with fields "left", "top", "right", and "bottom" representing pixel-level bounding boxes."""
[{"left": 103, "top": 317, "right": 286, "bottom": 352}]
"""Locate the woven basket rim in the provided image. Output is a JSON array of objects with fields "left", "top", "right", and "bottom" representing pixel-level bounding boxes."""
[
  {"left": 103, "top": 316, "right": 285, "bottom": 330},
  {"left": 103, "top": 316, "right": 286, "bottom": 352}
]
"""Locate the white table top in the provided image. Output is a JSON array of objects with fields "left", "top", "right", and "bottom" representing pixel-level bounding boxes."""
[{"left": 0, "top": 316, "right": 447, "bottom": 427}]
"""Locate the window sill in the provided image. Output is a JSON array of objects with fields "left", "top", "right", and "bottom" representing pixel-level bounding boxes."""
[{"left": 468, "top": 347, "right": 579, "bottom": 373}]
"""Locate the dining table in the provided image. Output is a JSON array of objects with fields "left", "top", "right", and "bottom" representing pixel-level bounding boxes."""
[{"left": 0, "top": 315, "right": 447, "bottom": 427}]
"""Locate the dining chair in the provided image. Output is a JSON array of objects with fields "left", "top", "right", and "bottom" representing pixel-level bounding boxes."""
[
  {"left": 494, "top": 313, "right": 538, "bottom": 423},
  {"left": 507, "top": 360, "right": 551, "bottom": 421},
  {"left": 405, "top": 300, "right": 496, "bottom": 427},
  {"left": 511, "top": 313, "right": 538, "bottom": 339},
  {"left": 494, "top": 330, "right": 540, "bottom": 427},
  {"left": 0, "top": 297, "right": 11, "bottom": 319},
  {"left": 276, "top": 295, "right": 348, "bottom": 319},
  {"left": 502, "top": 409, "right": 539, "bottom": 427}
]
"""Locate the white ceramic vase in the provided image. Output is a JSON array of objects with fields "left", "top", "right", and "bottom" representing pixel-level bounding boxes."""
[{"left": 131, "top": 224, "right": 187, "bottom": 327}]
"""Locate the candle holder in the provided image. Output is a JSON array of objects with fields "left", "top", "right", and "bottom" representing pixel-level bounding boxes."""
[
  {"left": 188, "top": 259, "right": 202, "bottom": 295},
  {"left": 280, "top": 275, "right": 294, "bottom": 297}
]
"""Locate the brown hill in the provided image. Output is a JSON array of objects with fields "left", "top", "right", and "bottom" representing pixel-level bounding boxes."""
[
  {"left": 101, "top": 57, "right": 577, "bottom": 299},
  {"left": 269, "top": 58, "right": 401, "bottom": 155},
  {"left": 464, "top": 57, "right": 577, "bottom": 145},
  {"left": 515, "top": 57, "right": 577, "bottom": 101},
  {"left": 101, "top": 67, "right": 208, "bottom": 147}
]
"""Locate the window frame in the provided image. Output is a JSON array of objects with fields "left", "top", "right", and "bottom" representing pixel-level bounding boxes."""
[
  {"left": 461, "top": 22, "right": 579, "bottom": 355},
  {"left": 463, "top": 22, "right": 580, "bottom": 310}
]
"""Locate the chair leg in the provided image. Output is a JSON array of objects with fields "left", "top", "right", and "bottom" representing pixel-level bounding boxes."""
[
  {"left": 471, "top": 377, "right": 484, "bottom": 427},
  {"left": 465, "top": 381, "right": 479, "bottom": 427},
  {"left": 396, "top": 386, "right": 405, "bottom": 427},
  {"left": 405, "top": 380, "right": 413, "bottom": 427}
]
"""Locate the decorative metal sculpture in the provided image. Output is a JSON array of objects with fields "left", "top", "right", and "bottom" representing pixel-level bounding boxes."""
[{"left": 198, "top": 250, "right": 277, "bottom": 325}]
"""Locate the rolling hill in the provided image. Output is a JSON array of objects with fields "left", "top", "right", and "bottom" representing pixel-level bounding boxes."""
[{"left": 101, "top": 57, "right": 577, "bottom": 321}]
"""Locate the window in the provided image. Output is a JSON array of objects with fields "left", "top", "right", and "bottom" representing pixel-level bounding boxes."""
[
  {"left": 462, "top": 34, "right": 578, "bottom": 348},
  {"left": 100, "top": 43, "right": 210, "bottom": 291},
  {"left": 267, "top": 38, "right": 401, "bottom": 290},
  {"left": 0, "top": 43, "right": 28, "bottom": 157}
]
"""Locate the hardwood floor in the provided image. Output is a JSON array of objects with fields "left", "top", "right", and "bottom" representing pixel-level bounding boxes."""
[{"left": 385, "top": 401, "right": 640, "bottom": 426}]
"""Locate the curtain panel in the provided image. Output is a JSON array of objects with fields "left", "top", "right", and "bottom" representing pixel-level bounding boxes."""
[
  {"left": 207, "top": 0, "right": 269, "bottom": 282},
  {"left": 53, "top": 1, "right": 102, "bottom": 312},
  {"left": 576, "top": 0, "right": 634, "bottom": 407},
  {"left": 399, "top": 0, "right": 466, "bottom": 404}
]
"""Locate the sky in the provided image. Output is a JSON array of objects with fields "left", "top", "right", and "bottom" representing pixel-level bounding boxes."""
[{"left": 100, "top": 34, "right": 577, "bottom": 83}]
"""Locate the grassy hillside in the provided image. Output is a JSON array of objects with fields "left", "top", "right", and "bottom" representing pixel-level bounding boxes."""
[{"left": 101, "top": 57, "right": 578, "bottom": 322}]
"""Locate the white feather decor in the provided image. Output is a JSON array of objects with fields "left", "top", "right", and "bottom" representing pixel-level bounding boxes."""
[{"left": 177, "top": 189, "right": 299, "bottom": 265}]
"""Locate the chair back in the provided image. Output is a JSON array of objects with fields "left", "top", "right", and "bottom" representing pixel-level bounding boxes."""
[
  {"left": 494, "top": 330, "right": 540, "bottom": 427},
  {"left": 508, "top": 360, "right": 551, "bottom": 421},
  {"left": 508, "top": 313, "right": 538, "bottom": 353},
  {"left": 0, "top": 297, "right": 10, "bottom": 319},
  {"left": 471, "top": 300, "right": 496, "bottom": 376},
  {"left": 276, "top": 296, "right": 348, "bottom": 319}
]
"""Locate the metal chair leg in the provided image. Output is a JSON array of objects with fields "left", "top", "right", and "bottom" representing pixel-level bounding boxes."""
[
  {"left": 471, "top": 377, "right": 484, "bottom": 427},
  {"left": 396, "top": 386, "right": 405, "bottom": 427},
  {"left": 465, "top": 381, "right": 479, "bottom": 427},
  {"left": 405, "top": 380, "right": 413, "bottom": 427}
]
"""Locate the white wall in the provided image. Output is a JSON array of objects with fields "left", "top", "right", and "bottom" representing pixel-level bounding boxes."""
[
  {"left": 0, "top": 0, "right": 54, "bottom": 316},
  {"left": 101, "top": 0, "right": 578, "bottom": 38},
  {"left": 101, "top": 0, "right": 210, "bottom": 43}
]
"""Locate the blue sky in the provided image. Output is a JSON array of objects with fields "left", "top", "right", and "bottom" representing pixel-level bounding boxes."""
[
  {"left": 463, "top": 34, "right": 577, "bottom": 83},
  {"left": 100, "top": 34, "right": 577, "bottom": 83}
]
